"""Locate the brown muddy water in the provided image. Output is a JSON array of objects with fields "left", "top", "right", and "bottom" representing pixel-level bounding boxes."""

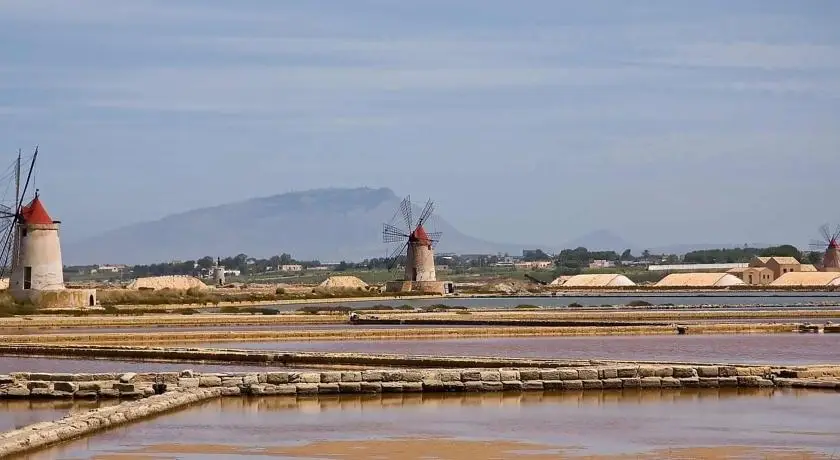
[
  {"left": 0, "top": 399, "right": 118, "bottom": 433},
  {"left": 202, "top": 333, "right": 840, "bottom": 365},
  {"left": 23, "top": 388, "right": 840, "bottom": 459}
]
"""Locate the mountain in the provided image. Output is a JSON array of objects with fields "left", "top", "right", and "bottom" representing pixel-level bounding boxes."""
[{"left": 64, "top": 187, "right": 527, "bottom": 265}]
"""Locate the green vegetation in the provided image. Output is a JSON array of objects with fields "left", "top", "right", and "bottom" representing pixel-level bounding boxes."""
[
  {"left": 682, "top": 245, "right": 802, "bottom": 264},
  {"left": 96, "top": 285, "right": 410, "bottom": 307},
  {"left": 627, "top": 300, "right": 653, "bottom": 307},
  {"left": 515, "top": 304, "right": 541, "bottom": 309}
]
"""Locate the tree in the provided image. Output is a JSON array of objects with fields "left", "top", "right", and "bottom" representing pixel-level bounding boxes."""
[
  {"left": 196, "top": 256, "right": 215, "bottom": 270},
  {"left": 523, "top": 249, "right": 551, "bottom": 261},
  {"left": 807, "top": 251, "right": 823, "bottom": 266},
  {"left": 642, "top": 250, "right": 651, "bottom": 259},
  {"left": 620, "top": 249, "right": 633, "bottom": 260},
  {"left": 759, "top": 245, "right": 802, "bottom": 261}
]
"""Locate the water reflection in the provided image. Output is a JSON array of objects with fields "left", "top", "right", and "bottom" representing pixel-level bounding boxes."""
[
  {"left": 29, "top": 387, "right": 840, "bottom": 460},
  {"left": 0, "top": 399, "right": 116, "bottom": 432}
]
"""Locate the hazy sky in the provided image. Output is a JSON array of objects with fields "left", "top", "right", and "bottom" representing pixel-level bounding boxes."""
[{"left": 1, "top": 1, "right": 838, "bottom": 248}]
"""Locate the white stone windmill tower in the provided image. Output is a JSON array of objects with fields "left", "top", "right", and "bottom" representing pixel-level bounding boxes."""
[
  {"left": 0, "top": 148, "right": 96, "bottom": 307},
  {"left": 382, "top": 196, "right": 453, "bottom": 294}
]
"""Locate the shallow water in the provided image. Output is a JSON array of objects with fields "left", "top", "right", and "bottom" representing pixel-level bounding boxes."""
[
  {"left": 0, "top": 399, "right": 117, "bottom": 433},
  {"left": 259, "top": 294, "right": 840, "bottom": 312},
  {"left": 26, "top": 388, "right": 840, "bottom": 459},
  {"left": 201, "top": 333, "right": 840, "bottom": 365}
]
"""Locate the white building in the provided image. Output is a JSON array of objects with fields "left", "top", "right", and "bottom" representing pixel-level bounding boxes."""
[
  {"left": 280, "top": 264, "right": 303, "bottom": 272},
  {"left": 589, "top": 260, "right": 616, "bottom": 269}
]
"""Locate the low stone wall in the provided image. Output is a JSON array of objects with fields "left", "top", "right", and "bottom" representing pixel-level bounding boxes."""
[
  {"left": 2, "top": 365, "right": 839, "bottom": 400},
  {"left": 12, "top": 288, "right": 97, "bottom": 309},
  {"left": 0, "top": 388, "right": 219, "bottom": 457}
]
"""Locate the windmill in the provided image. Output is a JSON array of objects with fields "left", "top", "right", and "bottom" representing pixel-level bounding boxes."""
[
  {"left": 810, "top": 224, "right": 840, "bottom": 272},
  {"left": 0, "top": 147, "right": 40, "bottom": 280},
  {"left": 382, "top": 195, "right": 442, "bottom": 282}
]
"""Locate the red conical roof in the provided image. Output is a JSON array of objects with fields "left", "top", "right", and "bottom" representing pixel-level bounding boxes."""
[
  {"left": 410, "top": 225, "right": 431, "bottom": 246},
  {"left": 20, "top": 195, "right": 54, "bottom": 225}
]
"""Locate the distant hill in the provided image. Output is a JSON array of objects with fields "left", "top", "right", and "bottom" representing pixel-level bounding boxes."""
[{"left": 64, "top": 187, "right": 528, "bottom": 264}]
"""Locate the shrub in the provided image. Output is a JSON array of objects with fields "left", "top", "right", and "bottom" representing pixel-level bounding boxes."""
[
  {"left": 180, "top": 308, "right": 199, "bottom": 315},
  {"left": 275, "top": 287, "right": 286, "bottom": 295},
  {"left": 567, "top": 302, "right": 584, "bottom": 308},
  {"left": 627, "top": 300, "right": 652, "bottom": 307},
  {"left": 515, "top": 304, "right": 540, "bottom": 309}
]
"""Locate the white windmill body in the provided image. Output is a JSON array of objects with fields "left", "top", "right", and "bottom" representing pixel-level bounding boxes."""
[{"left": 9, "top": 193, "right": 65, "bottom": 295}]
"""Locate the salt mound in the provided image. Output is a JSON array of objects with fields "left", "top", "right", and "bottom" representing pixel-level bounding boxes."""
[
  {"left": 319, "top": 276, "right": 368, "bottom": 289},
  {"left": 127, "top": 275, "right": 209, "bottom": 291},
  {"left": 493, "top": 283, "right": 515, "bottom": 294},
  {"left": 0, "top": 278, "right": 8, "bottom": 290}
]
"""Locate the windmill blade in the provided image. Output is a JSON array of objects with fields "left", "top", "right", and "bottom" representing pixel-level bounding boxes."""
[
  {"left": 819, "top": 224, "right": 832, "bottom": 242},
  {"left": 833, "top": 224, "right": 840, "bottom": 242},
  {"left": 382, "top": 223, "right": 409, "bottom": 243},
  {"left": 386, "top": 241, "right": 408, "bottom": 271},
  {"left": 0, "top": 219, "right": 15, "bottom": 279},
  {"left": 16, "top": 146, "right": 38, "bottom": 215},
  {"left": 416, "top": 199, "right": 434, "bottom": 227},
  {"left": 426, "top": 231, "right": 443, "bottom": 247},
  {"left": 809, "top": 239, "right": 828, "bottom": 249},
  {"left": 399, "top": 196, "right": 413, "bottom": 231}
]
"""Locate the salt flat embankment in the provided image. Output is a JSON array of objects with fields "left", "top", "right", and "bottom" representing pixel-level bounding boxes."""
[{"left": 0, "top": 323, "right": 801, "bottom": 345}]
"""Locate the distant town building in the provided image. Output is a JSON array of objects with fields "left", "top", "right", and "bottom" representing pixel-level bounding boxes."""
[
  {"left": 90, "top": 264, "right": 126, "bottom": 274},
  {"left": 514, "top": 261, "right": 553, "bottom": 270},
  {"left": 280, "top": 264, "right": 303, "bottom": 272},
  {"left": 589, "top": 260, "right": 616, "bottom": 269}
]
